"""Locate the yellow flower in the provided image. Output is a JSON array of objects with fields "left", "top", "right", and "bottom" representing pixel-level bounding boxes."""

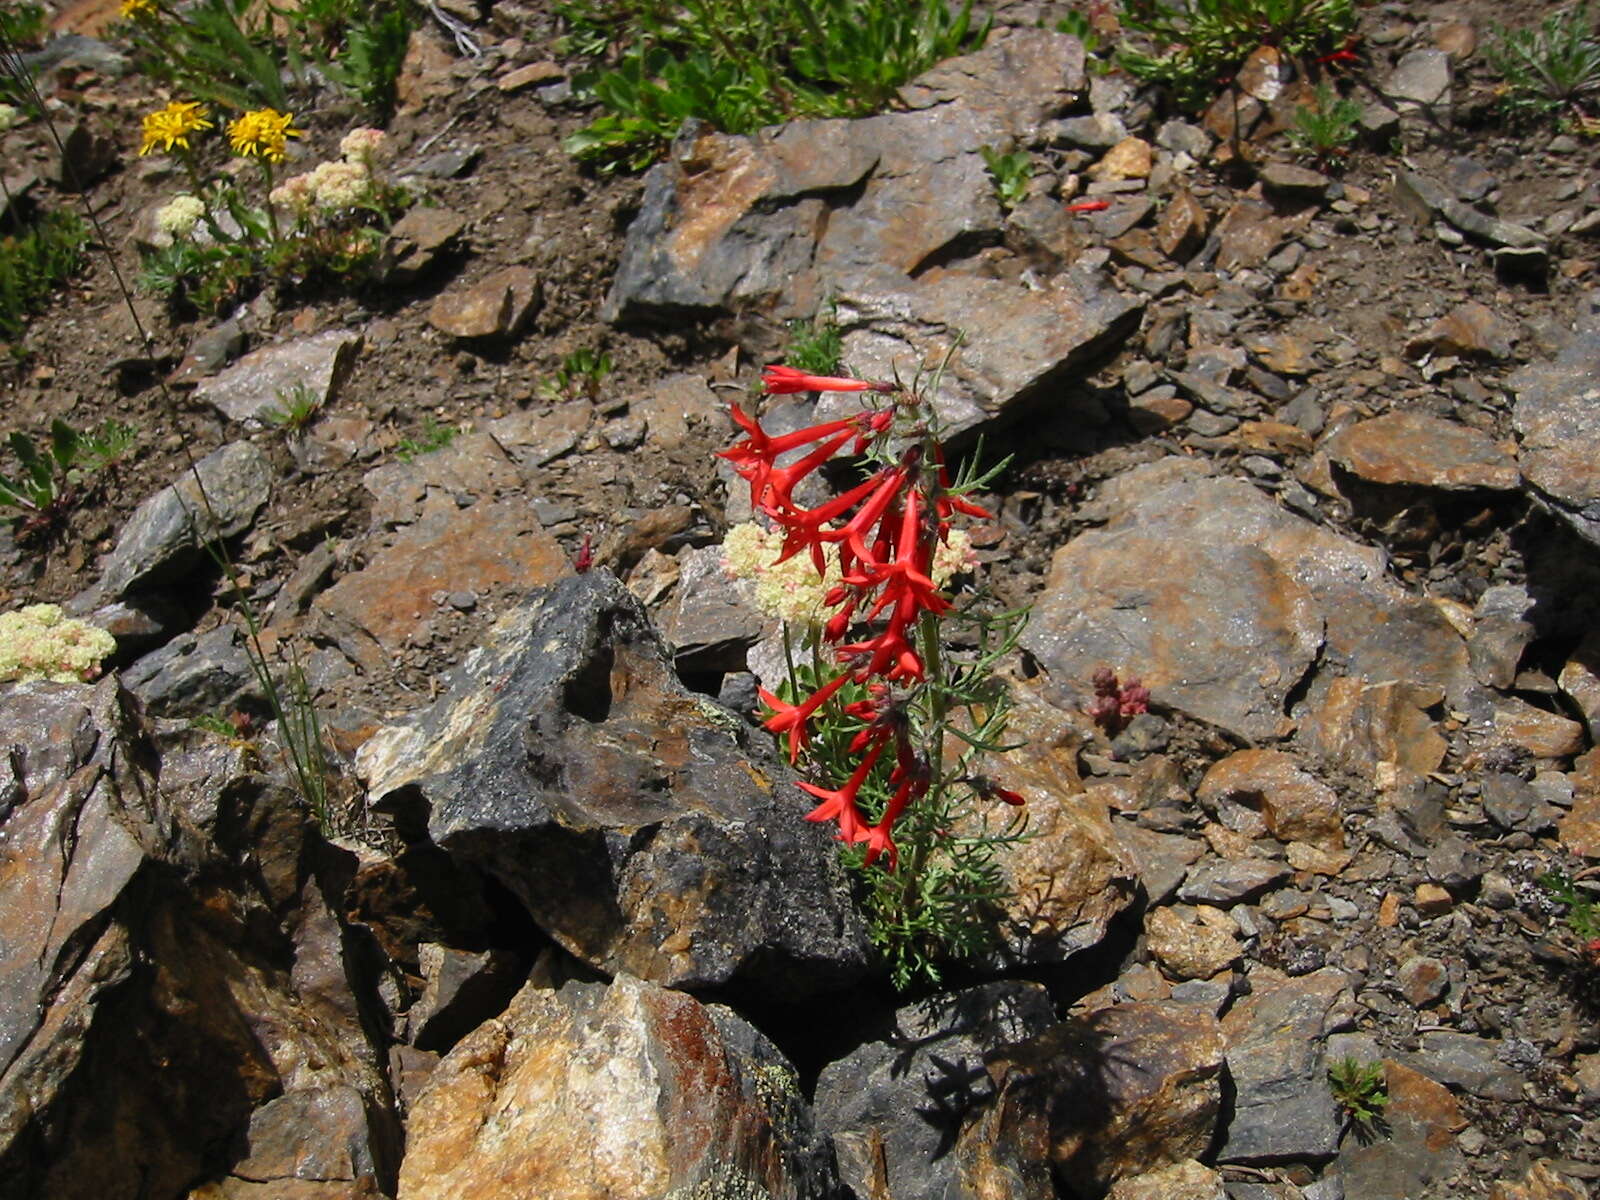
[
  {"left": 120, "top": 0, "right": 158, "bottom": 17},
  {"left": 226, "top": 108, "right": 303, "bottom": 162},
  {"left": 138, "top": 100, "right": 213, "bottom": 156}
]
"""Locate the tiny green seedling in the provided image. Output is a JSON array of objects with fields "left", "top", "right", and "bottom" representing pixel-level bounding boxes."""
[
  {"left": 1487, "top": 4, "right": 1600, "bottom": 130},
  {"left": 784, "top": 311, "right": 845, "bottom": 377},
  {"left": 1328, "top": 1056, "right": 1388, "bottom": 1141},
  {"left": 1287, "top": 83, "right": 1363, "bottom": 168},
  {"left": 395, "top": 416, "right": 461, "bottom": 462},
  {"left": 260, "top": 382, "right": 323, "bottom": 432},
  {"left": 980, "top": 145, "right": 1034, "bottom": 212},
  {"left": 542, "top": 347, "right": 614, "bottom": 402}
]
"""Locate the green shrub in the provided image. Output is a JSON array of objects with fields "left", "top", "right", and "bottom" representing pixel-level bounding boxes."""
[
  {"left": 1287, "top": 82, "right": 1362, "bottom": 166},
  {"left": 980, "top": 145, "right": 1033, "bottom": 210},
  {"left": 561, "top": 0, "right": 989, "bottom": 170},
  {"left": 1487, "top": 5, "right": 1600, "bottom": 129},
  {"left": 1118, "top": 0, "right": 1357, "bottom": 109},
  {"left": 0, "top": 210, "right": 89, "bottom": 344}
]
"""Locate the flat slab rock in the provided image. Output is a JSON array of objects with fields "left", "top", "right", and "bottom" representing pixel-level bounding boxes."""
[
  {"left": 1323, "top": 409, "right": 1520, "bottom": 491},
  {"left": 357, "top": 571, "right": 870, "bottom": 994},
  {"left": 193, "top": 329, "right": 362, "bottom": 424},
  {"left": 603, "top": 28, "right": 1086, "bottom": 324},
  {"left": 819, "top": 266, "right": 1143, "bottom": 445},
  {"left": 1511, "top": 289, "right": 1600, "bottom": 545},
  {"left": 1022, "top": 457, "right": 1472, "bottom": 742}
]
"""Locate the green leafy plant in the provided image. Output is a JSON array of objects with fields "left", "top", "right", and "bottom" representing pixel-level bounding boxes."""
[
  {"left": 121, "top": 0, "right": 297, "bottom": 113},
  {"left": 1117, "top": 0, "right": 1357, "bottom": 109},
  {"left": 0, "top": 418, "right": 135, "bottom": 545},
  {"left": 980, "top": 144, "right": 1034, "bottom": 211},
  {"left": 1486, "top": 5, "right": 1600, "bottom": 130},
  {"left": 0, "top": 209, "right": 89, "bottom": 344},
  {"left": 1328, "top": 1057, "right": 1388, "bottom": 1140},
  {"left": 0, "top": 2, "right": 48, "bottom": 112},
  {"left": 261, "top": 382, "right": 323, "bottom": 431},
  {"left": 308, "top": 0, "right": 415, "bottom": 117},
  {"left": 1542, "top": 870, "right": 1600, "bottom": 943},
  {"left": 542, "top": 347, "right": 614, "bottom": 401},
  {"left": 561, "top": 0, "right": 989, "bottom": 169},
  {"left": 395, "top": 416, "right": 461, "bottom": 462},
  {"left": 721, "top": 358, "right": 1030, "bottom": 989},
  {"left": 1055, "top": 9, "right": 1104, "bottom": 56},
  {"left": 784, "top": 310, "right": 844, "bottom": 376},
  {"left": 1286, "top": 82, "right": 1362, "bottom": 167}
]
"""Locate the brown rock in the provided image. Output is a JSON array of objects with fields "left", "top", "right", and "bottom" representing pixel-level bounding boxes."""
[
  {"left": 982, "top": 682, "right": 1139, "bottom": 963},
  {"left": 1378, "top": 892, "right": 1402, "bottom": 927},
  {"left": 1433, "top": 21, "right": 1479, "bottom": 60},
  {"left": 314, "top": 498, "right": 567, "bottom": 673},
  {"left": 1233, "top": 419, "right": 1315, "bottom": 455},
  {"left": 1559, "top": 749, "right": 1600, "bottom": 858},
  {"left": 983, "top": 1001, "right": 1226, "bottom": 1196},
  {"left": 1406, "top": 301, "right": 1514, "bottom": 360},
  {"left": 1386, "top": 1060, "right": 1467, "bottom": 1147},
  {"left": 497, "top": 60, "right": 563, "bottom": 91},
  {"left": 1093, "top": 137, "right": 1153, "bottom": 181},
  {"left": 1397, "top": 955, "right": 1449, "bottom": 1006},
  {"left": 397, "top": 974, "right": 835, "bottom": 1199},
  {"left": 1197, "top": 748, "right": 1344, "bottom": 851},
  {"left": 1492, "top": 697, "right": 1586, "bottom": 759},
  {"left": 1323, "top": 410, "right": 1519, "bottom": 491},
  {"left": 1105, "top": 1158, "right": 1225, "bottom": 1200},
  {"left": 1558, "top": 640, "right": 1600, "bottom": 740},
  {"left": 1146, "top": 906, "right": 1241, "bottom": 980},
  {"left": 1415, "top": 883, "right": 1453, "bottom": 915},
  {"left": 1235, "top": 44, "right": 1289, "bottom": 103},
  {"left": 1490, "top": 1163, "right": 1589, "bottom": 1200},
  {"left": 1259, "top": 162, "right": 1331, "bottom": 203},
  {"left": 1299, "top": 677, "right": 1448, "bottom": 783},
  {"left": 1155, "top": 190, "right": 1208, "bottom": 261},
  {"left": 427, "top": 266, "right": 541, "bottom": 339},
  {"left": 396, "top": 28, "right": 456, "bottom": 113},
  {"left": 1244, "top": 335, "right": 1317, "bottom": 377},
  {"left": 380, "top": 207, "right": 466, "bottom": 283},
  {"left": 1286, "top": 842, "right": 1353, "bottom": 875},
  {"left": 1214, "top": 200, "right": 1288, "bottom": 270},
  {"left": 1127, "top": 388, "right": 1193, "bottom": 432}
]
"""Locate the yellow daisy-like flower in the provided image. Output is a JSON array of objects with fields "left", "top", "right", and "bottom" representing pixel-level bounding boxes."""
[
  {"left": 226, "top": 108, "right": 303, "bottom": 162},
  {"left": 120, "top": 0, "right": 159, "bottom": 18},
  {"left": 138, "top": 100, "right": 213, "bottom": 156}
]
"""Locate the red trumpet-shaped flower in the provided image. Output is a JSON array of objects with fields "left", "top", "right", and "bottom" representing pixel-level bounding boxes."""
[
  {"left": 759, "top": 671, "right": 849, "bottom": 763},
  {"left": 798, "top": 738, "right": 885, "bottom": 844},
  {"left": 763, "top": 365, "right": 893, "bottom": 395},
  {"left": 859, "top": 765, "right": 930, "bottom": 870}
]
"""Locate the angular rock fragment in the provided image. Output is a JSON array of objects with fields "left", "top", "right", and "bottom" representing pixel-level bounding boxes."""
[
  {"left": 980, "top": 1000, "right": 1227, "bottom": 1195},
  {"left": 195, "top": 329, "right": 363, "bottom": 424},
  {"left": 815, "top": 982, "right": 1056, "bottom": 1200},
  {"left": 1511, "top": 290, "right": 1600, "bottom": 545},
  {"left": 358, "top": 572, "right": 870, "bottom": 993},
  {"left": 426, "top": 265, "right": 540, "bottom": 338},
  {"left": 1146, "top": 906, "right": 1242, "bottom": 980},
  {"left": 398, "top": 974, "right": 837, "bottom": 1199},
  {"left": 99, "top": 441, "right": 273, "bottom": 599},
  {"left": 1198, "top": 749, "right": 1344, "bottom": 850},
  {"left": 1324, "top": 411, "right": 1518, "bottom": 491}
]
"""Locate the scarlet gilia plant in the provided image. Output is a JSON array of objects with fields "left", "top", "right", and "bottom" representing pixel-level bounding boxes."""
[{"left": 721, "top": 361, "right": 1029, "bottom": 988}]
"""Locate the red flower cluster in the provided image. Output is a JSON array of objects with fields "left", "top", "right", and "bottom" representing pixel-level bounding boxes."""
[{"left": 721, "top": 365, "right": 994, "bottom": 869}]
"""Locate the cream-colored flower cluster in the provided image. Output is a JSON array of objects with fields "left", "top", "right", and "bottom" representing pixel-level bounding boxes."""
[
  {"left": 269, "top": 127, "right": 386, "bottom": 215},
  {"left": 0, "top": 604, "right": 117, "bottom": 684},
  {"left": 722, "top": 522, "right": 974, "bottom": 626},
  {"left": 0, "top": 104, "right": 21, "bottom": 132},
  {"left": 155, "top": 193, "right": 207, "bottom": 238}
]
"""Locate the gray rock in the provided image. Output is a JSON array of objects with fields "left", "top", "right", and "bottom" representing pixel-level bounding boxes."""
[
  {"left": 407, "top": 944, "right": 528, "bottom": 1052},
  {"left": 121, "top": 623, "right": 261, "bottom": 718},
  {"left": 1259, "top": 162, "right": 1331, "bottom": 203},
  {"left": 661, "top": 544, "right": 769, "bottom": 674},
  {"left": 1444, "top": 157, "right": 1497, "bottom": 203},
  {"left": 1024, "top": 458, "right": 1473, "bottom": 742},
  {"left": 821, "top": 265, "right": 1142, "bottom": 445},
  {"left": 194, "top": 329, "right": 363, "bottom": 424},
  {"left": 1385, "top": 48, "right": 1453, "bottom": 106},
  {"left": 1178, "top": 859, "right": 1292, "bottom": 907},
  {"left": 1114, "top": 822, "right": 1205, "bottom": 906},
  {"left": 604, "top": 30, "right": 1086, "bottom": 324},
  {"left": 1217, "top": 969, "right": 1351, "bottom": 1163},
  {"left": 99, "top": 441, "right": 273, "bottom": 599},
  {"left": 1397, "top": 1032, "right": 1526, "bottom": 1100},
  {"left": 357, "top": 571, "right": 871, "bottom": 994},
  {"left": 1511, "top": 290, "right": 1600, "bottom": 545},
  {"left": 170, "top": 317, "right": 247, "bottom": 385},
  {"left": 815, "top": 982, "right": 1056, "bottom": 1200},
  {"left": 1424, "top": 835, "right": 1482, "bottom": 891},
  {"left": 228, "top": 1084, "right": 399, "bottom": 1193},
  {"left": 1156, "top": 119, "right": 1214, "bottom": 160},
  {"left": 1468, "top": 584, "right": 1535, "bottom": 689},
  {"left": 1049, "top": 113, "right": 1128, "bottom": 149},
  {"left": 1395, "top": 169, "right": 1544, "bottom": 251}
]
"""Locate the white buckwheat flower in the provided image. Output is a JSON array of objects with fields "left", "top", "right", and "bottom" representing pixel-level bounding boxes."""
[
  {"left": 0, "top": 604, "right": 117, "bottom": 684},
  {"left": 154, "top": 194, "right": 207, "bottom": 238},
  {"left": 310, "top": 159, "right": 370, "bottom": 210},
  {"left": 0, "top": 104, "right": 20, "bottom": 132},
  {"left": 339, "top": 126, "right": 386, "bottom": 163},
  {"left": 722, "top": 522, "right": 843, "bottom": 626},
  {"left": 269, "top": 170, "right": 316, "bottom": 214}
]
